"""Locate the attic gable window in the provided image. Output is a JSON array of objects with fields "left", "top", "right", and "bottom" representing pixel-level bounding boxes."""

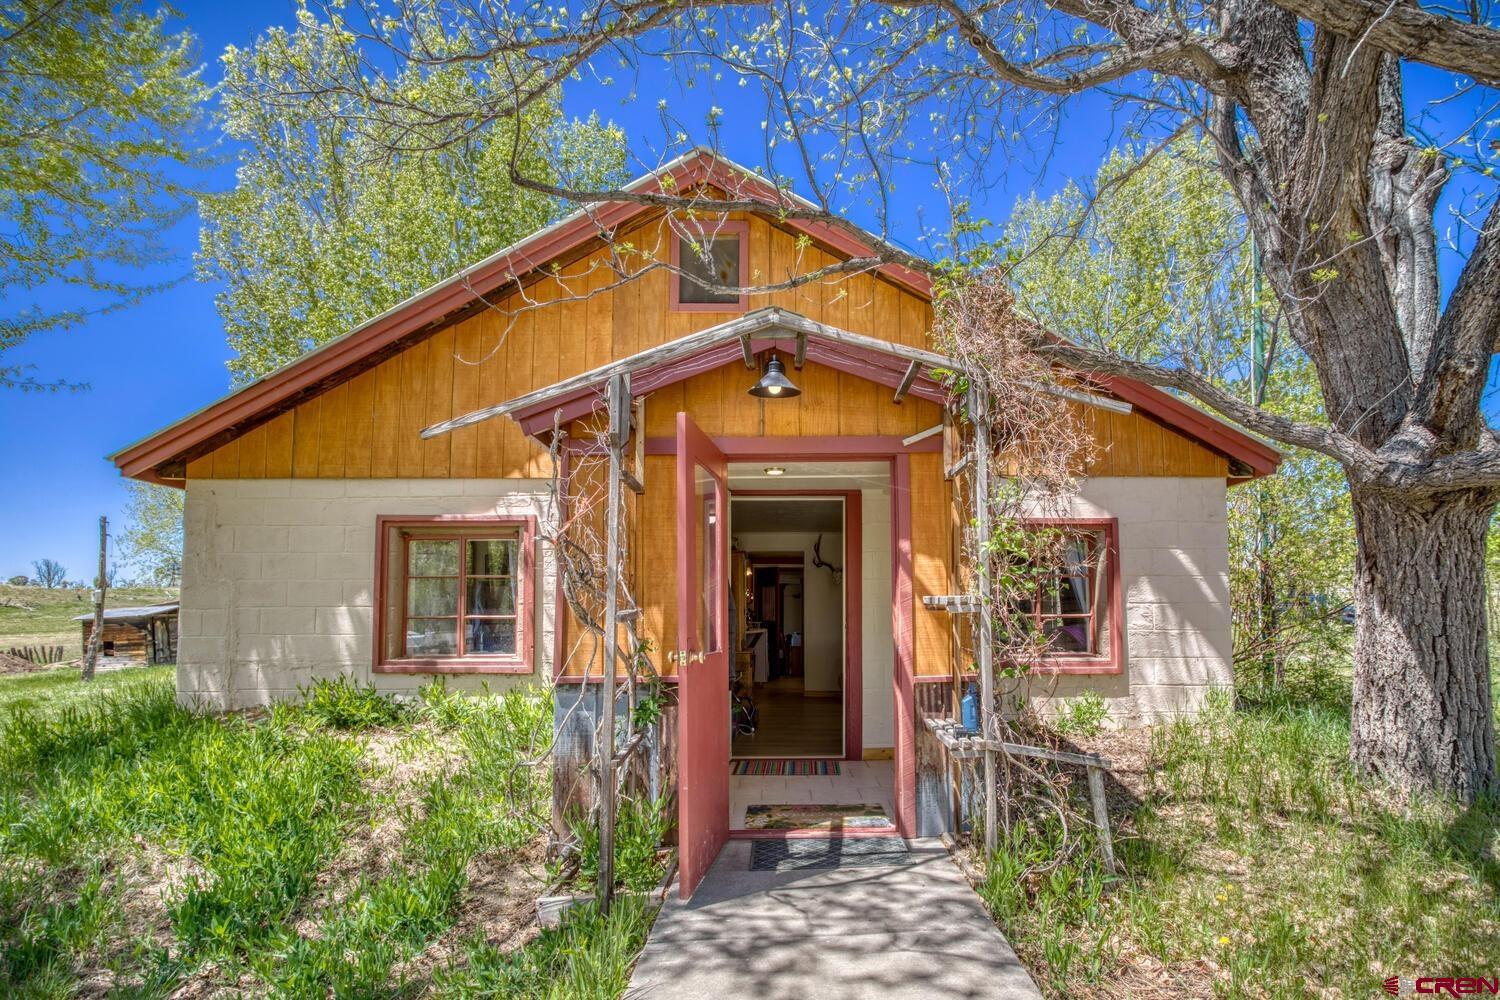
[{"left": 670, "top": 221, "right": 749, "bottom": 312}]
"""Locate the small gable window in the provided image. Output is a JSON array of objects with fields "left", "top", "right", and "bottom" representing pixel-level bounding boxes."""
[{"left": 671, "top": 221, "right": 748, "bottom": 311}]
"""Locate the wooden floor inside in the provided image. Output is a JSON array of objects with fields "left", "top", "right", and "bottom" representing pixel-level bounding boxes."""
[{"left": 732, "top": 677, "right": 842, "bottom": 758}]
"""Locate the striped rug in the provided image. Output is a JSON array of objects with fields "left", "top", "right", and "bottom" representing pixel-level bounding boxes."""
[{"left": 730, "top": 759, "right": 840, "bottom": 776}]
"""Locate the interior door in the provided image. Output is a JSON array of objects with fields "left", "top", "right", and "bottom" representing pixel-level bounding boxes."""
[{"left": 675, "top": 412, "right": 730, "bottom": 899}]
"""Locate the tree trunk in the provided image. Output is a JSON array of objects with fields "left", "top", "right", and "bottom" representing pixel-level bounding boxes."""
[{"left": 1350, "top": 487, "right": 1498, "bottom": 802}]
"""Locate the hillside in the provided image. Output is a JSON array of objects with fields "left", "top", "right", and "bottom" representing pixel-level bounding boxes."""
[{"left": 0, "top": 584, "right": 179, "bottom": 662}]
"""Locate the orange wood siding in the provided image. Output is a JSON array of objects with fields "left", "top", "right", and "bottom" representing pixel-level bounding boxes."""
[
  {"left": 910, "top": 452, "right": 953, "bottom": 678},
  {"left": 1076, "top": 405, "right": 1229, "bottom": 478},
  {"left": 185, "top": 208, "right": 1229, "bottom": 483},
  {"left": 186, "top": 213, "right": 940, "bottom": 481}
]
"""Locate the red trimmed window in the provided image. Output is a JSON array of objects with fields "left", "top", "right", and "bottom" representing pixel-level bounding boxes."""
[
  {"left": 1017, "top": 519, "right": 1122, "bottom": 673},
  {"left": 375, "top": 516, "right": 534, "bottom": 674},
  {"left": 670, "top": 221, "right": 749, "bottom": 311}
]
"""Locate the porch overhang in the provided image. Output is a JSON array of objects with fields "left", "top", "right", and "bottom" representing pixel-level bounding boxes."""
[{"left": 421, "top": 307, "right": 1133, "bottom": 442}]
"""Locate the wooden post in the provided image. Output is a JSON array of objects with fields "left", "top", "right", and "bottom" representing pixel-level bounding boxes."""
[
  {"left": 969, "top": 389, "right": 997, "bottom": 856},
  {"left": 597, "top": 373, "right": 628, "bottom": 912},
  {"left": 1086, "top": 765, "right": 1117, "bottom": 873},
  {"left": 82, "top": 516, "right": 107, "bottom": 683}
]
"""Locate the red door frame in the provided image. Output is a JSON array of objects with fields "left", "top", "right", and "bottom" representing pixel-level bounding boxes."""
[
  {"left": 731, "top": 489, "right": 863, "bottom": 761},
  {"left": 675, "top": 414, "right": 732, "bottom": 898},
  {"left": 655, "top": 433, "right": 927, "bottom": 841}
]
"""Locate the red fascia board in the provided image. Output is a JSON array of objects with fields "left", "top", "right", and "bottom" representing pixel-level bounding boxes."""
[
  {"left": 1099, "top": 375, "right": 1281, "bottom": 477},
  {"left": 113, "top": 152, "right": 934, "bottom": 480},
  {"left": 113, "top": 194, "right": 648, "bottom": 480}
]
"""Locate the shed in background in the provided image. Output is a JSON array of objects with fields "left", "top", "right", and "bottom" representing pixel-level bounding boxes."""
[{"left": 75, "top": 603, "right": 179, "bottom": 666}]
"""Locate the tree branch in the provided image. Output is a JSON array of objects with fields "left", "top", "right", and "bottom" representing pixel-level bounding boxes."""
[
  {"left": 1269, "top": 0, "right": 1500, "bottom": 83},
  {"left": 1029, "top": 332, "right": 1375, "bottom": 468}
]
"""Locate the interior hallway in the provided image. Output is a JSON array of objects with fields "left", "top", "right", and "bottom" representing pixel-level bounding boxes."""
[{"left": 731, "top": 676, "right": 842, "bottom": 757}]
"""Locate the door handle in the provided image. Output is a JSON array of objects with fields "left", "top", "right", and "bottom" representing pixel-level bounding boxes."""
[{"left": 667, "top": 648, "right": 706, "bottom": 666}]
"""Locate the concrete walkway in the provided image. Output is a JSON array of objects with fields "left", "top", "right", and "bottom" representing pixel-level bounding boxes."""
[{"left": 626, "top": 839, "right": 1042, "bottom": 999}]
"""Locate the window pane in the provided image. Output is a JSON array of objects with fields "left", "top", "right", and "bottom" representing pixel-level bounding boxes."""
[
  {"left": 407, "top": 618, "right": 458, "bottom": 656},
  {"left": 1057, "top": 574, "right": 1091, "bottom": 615},
  {"left": 468, "top": 538, "right": 515, "bottom": 577},
  {"left": 1045, "top": 617, "right": 1093, "bottom": 653},
  {"left": 467, "top": 577, "right": 515, "bottom": 615},
  {"left": 679, "top": 235, "right": 741, "bottom": 304},
  {"left": 468, "top": 618, "right": 516, "bottom": 655},
  {"left": 409, "top": 539, "right": 458, "bottom": 576},
  {"left": 408, "top": 577, "right": 458, "bottom": 617},
  {"left": 1039, "top": 577, "right": 1062, "bottom": 616},
  {"left": 1059, "top": 536, "right": 1093, "bottom": 614}
]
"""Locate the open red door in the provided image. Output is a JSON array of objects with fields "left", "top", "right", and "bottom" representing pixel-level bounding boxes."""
[{"left": 675, "top": 412, "right": 730, "bottom": 899}]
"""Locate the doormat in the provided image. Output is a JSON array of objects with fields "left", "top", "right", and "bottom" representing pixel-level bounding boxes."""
[
  {"left": 750, "top": 836, "right": 909, "bottom": 871},
  {"left": 742, "top": 803, "right": 894, "bottom": 831},
  {"left": 730, "top": 759, "right": 840, "bottom": 776}
]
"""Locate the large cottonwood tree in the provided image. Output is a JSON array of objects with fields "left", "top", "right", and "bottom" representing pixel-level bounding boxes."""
[{"left": 297, "top": 0, "right": 1499, "bottom": 800}]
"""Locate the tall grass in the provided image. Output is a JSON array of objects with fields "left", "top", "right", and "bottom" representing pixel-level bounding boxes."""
[
  {"left": 265, "top": 682, "right": 553, "bottom": 997},
  {"left": 435, "top": 897, "right": 656, "bottom": 999},
  {"left": 979, "top": 685, "right": 1500, "bottom": 997},
  {"left": 0, "top": 675, "right": 607, "bottom": 998},
  {"left": 0, "top": 680, "right": 366, "bottom": 990}
]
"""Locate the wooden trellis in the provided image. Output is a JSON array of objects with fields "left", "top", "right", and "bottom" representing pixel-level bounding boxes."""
[{"left": 925, "top": 384, "right": 1119, "bottom": 871}]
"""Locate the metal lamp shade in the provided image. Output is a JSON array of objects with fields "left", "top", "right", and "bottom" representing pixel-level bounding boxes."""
[{"left": 747, "top": 355, "right": 802, "bottom": 398}]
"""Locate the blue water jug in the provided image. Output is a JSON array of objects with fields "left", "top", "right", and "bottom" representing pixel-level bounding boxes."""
[{"left": 961, "top": 681, "right": 979, "bottom": 733}]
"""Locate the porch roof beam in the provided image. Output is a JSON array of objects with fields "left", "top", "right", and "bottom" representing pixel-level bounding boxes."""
[{"left": 893, "top": 359, "right": 920, "bottom": 404}]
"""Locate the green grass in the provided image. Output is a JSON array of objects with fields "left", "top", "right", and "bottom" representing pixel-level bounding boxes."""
[
  {"left": 0, "top": 672, "right": 653, "bottom": 997},
  {"left": 0, "top": 664, "right": 174, "bottom": 715},
  {"left": 0, "top": 584, "right": 178, "bottom": 660},
  {"left": 978, "top": 676, "right": 1500, "bottom": 997},
  {"left": 435, "top": 897, "right": 657, "bottom": 999}
]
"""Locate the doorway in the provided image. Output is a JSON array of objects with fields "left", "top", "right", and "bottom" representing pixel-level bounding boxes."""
[{"left": 729, "top": 496, "right": 845, "bottom": 758}]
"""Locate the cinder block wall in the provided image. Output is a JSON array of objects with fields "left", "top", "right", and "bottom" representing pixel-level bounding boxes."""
[
  {"left": 1037, "top": 476, "right": 1234, "bottom": 724},
  {"left": 178, "top": 479, "right": 555, "bottom": 710}
]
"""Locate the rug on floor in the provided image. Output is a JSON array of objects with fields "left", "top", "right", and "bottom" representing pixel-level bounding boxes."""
[
  {"left": 749, "top": 836, "right": 910, "bottom": 871},
  {"left": 730, "top": 759, "right": 840, "bottom": 776},
  {"left": 743, "top": 803, "right": 894, "bottom": 831}
]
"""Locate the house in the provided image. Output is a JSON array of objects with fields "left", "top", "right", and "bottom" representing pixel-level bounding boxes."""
[
  {"left": 110, "top": 149, "right": 1279, "bottom": 897},
  {"left": 75, "top": 603, "right": 179, "bottom": 666}
]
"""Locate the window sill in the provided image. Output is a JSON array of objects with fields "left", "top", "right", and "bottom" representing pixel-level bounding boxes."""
[
  {"left": 374, "top": 658, "right": 533, "bottom": 676},
  {"left": 1029, "top": 656, "right": 1122, "bottom": 676}
]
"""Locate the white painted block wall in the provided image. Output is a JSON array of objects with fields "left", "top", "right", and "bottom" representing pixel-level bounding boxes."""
[
  {"left": 178, "top": 479, "right": 556, "bottom": 710},
  {"left": 177, "top": 474, "right": 1229, "bottom": 727},
  {"left": 1036, "top": 476, "right": 1235, "bottom": 724}
]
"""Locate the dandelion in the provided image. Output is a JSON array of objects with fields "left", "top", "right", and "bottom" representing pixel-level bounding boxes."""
[{"left": 1217, "top": 935, "right": 1231, "bottom": 947}]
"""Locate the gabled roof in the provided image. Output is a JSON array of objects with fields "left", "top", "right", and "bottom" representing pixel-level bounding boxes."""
[
  {"left": 422, "top": 307, "right": 1133, "bottom": 440},
  {"left": 109, "top": 147, "right": 1280, "bottom": 484},
  {"left": 109, "top": 148, "right": 931, "bottom": 484}
]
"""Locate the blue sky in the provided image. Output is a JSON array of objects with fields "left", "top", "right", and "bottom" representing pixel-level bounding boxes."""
[{"left": 0, "top": 1, "right": 1492, "bottom": 580}]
